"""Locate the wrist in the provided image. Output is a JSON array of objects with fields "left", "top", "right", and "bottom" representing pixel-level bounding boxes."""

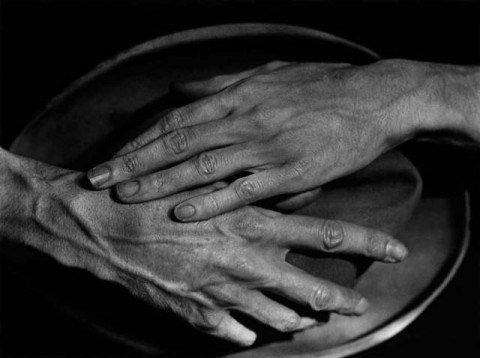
[
  {"left": 368, "top": 60, "right": 480, "bottom": 147},
  {"left": 412, "top": 61, "right": 480, "bottom": 142},
  {"left": 0, "top": 149, "right": 113, "bottom": 278},
  {"left": 0, "top": 148, "right": 37, "bottom": 236}
]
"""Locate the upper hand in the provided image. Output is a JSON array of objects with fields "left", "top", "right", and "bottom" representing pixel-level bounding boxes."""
[{"left": 86, "top": 60, "right": 423, "bottom": 221}]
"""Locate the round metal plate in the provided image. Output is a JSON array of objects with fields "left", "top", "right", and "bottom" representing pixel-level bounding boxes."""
[{"left": 10, "top": 24, "right": 470, "bottom": 357}]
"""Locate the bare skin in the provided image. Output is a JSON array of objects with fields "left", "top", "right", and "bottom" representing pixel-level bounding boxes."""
[
  {"left": 87, "top": 60, "right": 480, "bottom": 221},
  {"left": 0, "top": 148, "right": 406, "bottom": 346}
]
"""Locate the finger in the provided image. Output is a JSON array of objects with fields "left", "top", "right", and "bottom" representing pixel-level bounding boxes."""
[
  {"left": 273, "top": 215, "right": 408, "bottom": 263},
  {"left": 206, "top": 284, "right": 317, "bottom": 333},
  {"left": 174, "top": 168, "right": 292, "bottom": 222},
  {"left": 115, "top": 93, "right": 234, "bottom": 157},
  {"left": 115, "top": 144, "right": 264, "bottom": 203},
  {"left": 195, "top": 310, "right": 257, "bottom": 346},
  {"left": 269, "top": 264, "right": 368, "bottom": 316},
  {"left": 171, "top": 61, "right": 289, "bottom": 98},
  {"left": 168, "top": 181, "right": 229, "bottom": 206},
  {"left": 88, "top": 118, "right": 240, "bottom": 189},
  {"left": 257, "top": 188, "right": 322, "bottom": 213},
  {"left": 234, "top": 289, "right": 317, "bottom": 333}
]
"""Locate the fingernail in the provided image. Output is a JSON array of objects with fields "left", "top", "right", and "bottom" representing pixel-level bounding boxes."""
[
  {"left": 117, "top": 181, "right": 140, "bottom": 197},
  {"left": 355, "top": 298, "right": 369, "bottom": 315},
  {"left": 386, "top": 241, "right": 408, "bottom": 262},
  {"left": 87, "top": 165, "right": 111, "bottom": 187},
  {"left": 213, "top": 181, "right": 228, "bottom": 190},
  {"left": 297, "top": 317, "right": 317, "bottom": 330},
  {"left": 175, "top": 205, "right": 196, "bottom": 220}
]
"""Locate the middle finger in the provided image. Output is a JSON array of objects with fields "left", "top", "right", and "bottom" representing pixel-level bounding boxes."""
[
  {"left": 115, "top": 144, "right": 267, "bottom": 202},
  {"left": 88, "top": 117, "right": 241, "bottom": 189}
]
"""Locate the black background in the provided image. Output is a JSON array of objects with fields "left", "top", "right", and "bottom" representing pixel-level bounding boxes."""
[{"left": 0, "top": 0, "right": 479, "bottom": 357}]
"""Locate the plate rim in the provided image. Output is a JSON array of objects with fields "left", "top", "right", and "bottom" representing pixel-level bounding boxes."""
[
  {"left": 11, "top": 22, "right": 380, "bottom": 153},
  {"left": 8, "top": 23, "right": 470, "bottom": 358}
]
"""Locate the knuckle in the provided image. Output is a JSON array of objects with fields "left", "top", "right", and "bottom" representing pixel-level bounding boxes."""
[
  {"left": 151, "top": 173, "right": 167, "bottom": 193},
  {"left": 163, "top": 129, "right": 189, "bottom": 154},
  {"left": 218, "top": 92, "right": 237, "bottom": 115},
  {"left": 290, "top": 159, "right": 312, "bottom": 179},
  {"left": 228, "top": 254, "right": 266, "bottom": 282},
  {"left": 206, "top": 194, "right": 220, "bottom": 213},
  {"left": 232, "top": 210, "right": 268, "bottom": 240},
  {"left": 312, "top": 284, "right": 332, "bottom": 310},
  {"left": 224, "top": 85, "right": 242, "bottom": 109},
  {"left": 235, "top": 180, "right": 260, "bottom": 202},
  {"left": 121, "top": 153, "right": 139, "bottom": 174},
  {"left": 124, "top": 138, "right": 143, "bottom": 153},
  {"left": 211, "top": 249, "right": 233, "bottom": 271},
  {"left": 365, "top": 230, "right": 387, "bottom": 257},
  {"left": 196, "top": 310, "right": 226, "bottom": 332},
  {"left": 249, "top": 105, "right": 272, "bottom": 126},
  {"left": 212, "top": 286, "right": 242, "bottom": 309},
  {"left": 248, "top": 215, "right": 269, "bottom": 237},
  {"left": 235, "top": 256, "right": 258, "bottom": 277},
  {"left": 318, "top": 220, "right": 345, "bottom": 251},
  {"left": 195, "top": 152, "right": 218, "bottom": 177},
  {"left": 160, "top": 110, "right": 184, "bottom": 133},
  {"left": 230, "top": 79, "right": 264, "bottom": 104}
]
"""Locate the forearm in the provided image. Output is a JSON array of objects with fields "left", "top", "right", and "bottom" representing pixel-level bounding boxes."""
[
  {"left": 0, "top": 148, "right": 40, "bottom": 246},
  {"left": 396, "top": 60, "right": 480, "bottom": 144},
  {"left": 0, "top": 148, "right": 112, "bottom": 278}
]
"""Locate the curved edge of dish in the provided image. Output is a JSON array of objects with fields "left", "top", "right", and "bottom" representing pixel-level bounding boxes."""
[
  {"left": 9, "top": 22, "right": 379, "bottom": 153},
  {"left": 296, "top": 191, "right": 471, "bottom": 358}
]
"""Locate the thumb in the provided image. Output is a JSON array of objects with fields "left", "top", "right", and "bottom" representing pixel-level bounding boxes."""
[{"left": 170, "top": 61, "right": 289, "bottom": 99}]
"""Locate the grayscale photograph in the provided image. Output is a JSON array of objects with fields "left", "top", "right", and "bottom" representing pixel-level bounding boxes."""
[{"left": 0, "top": 0, "right": 479, "bottom": 357}]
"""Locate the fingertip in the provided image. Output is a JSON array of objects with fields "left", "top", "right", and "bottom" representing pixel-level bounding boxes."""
[
  {"left": 297, "top": 317, "right": 318, "bottom": 330},
  {"left": 237, "top": 330, "right": 257, "bottom": 347},
  {"left": 229, "top": 320, "right": 257, "bottom": 346},
  {"left": 218, "top": 314, "right": 257, "bottom": 347},
  {"left": 354, "top": 298, "right": 369, "bottom": 316},
  {"left": 385, "top": 240, "right": 408, "bottom": 263}
]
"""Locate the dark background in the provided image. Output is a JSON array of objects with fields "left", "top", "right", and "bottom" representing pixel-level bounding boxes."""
[{"left": 0, "top": 0, "right": 479, "bottom": 357}]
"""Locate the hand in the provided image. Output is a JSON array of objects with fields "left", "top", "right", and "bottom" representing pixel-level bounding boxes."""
[
  {"left": 86, "top": 60, "right": 434, "bottom": 221},
  {"left": 0, "top": 150, "right": 407, "bottom": 346}
]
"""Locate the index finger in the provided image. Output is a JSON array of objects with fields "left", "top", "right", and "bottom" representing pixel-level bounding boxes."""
[
  {"left": 116, "top": 92, "right": 235, "bottom": 157},
  {"left": 87, "top": 93, "right": 235, "bottom": 188},
  {"left": 87, "top": 117, "right": 238, "bottom": 190}
]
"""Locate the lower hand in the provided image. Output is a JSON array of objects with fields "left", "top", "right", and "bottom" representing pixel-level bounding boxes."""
[{"left": 1, "top": 150, "right": 408, "bottom": 346}]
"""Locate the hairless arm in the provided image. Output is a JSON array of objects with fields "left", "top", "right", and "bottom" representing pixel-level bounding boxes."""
[
  {"left": 86, "top": 60, "right": 480, "bottom": 220},
  {"left": 0, "top": 147, "right": 407, "bottom": 345},
  {"left": 416, "top": 61, "right": 480, "bottom": 144}
]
